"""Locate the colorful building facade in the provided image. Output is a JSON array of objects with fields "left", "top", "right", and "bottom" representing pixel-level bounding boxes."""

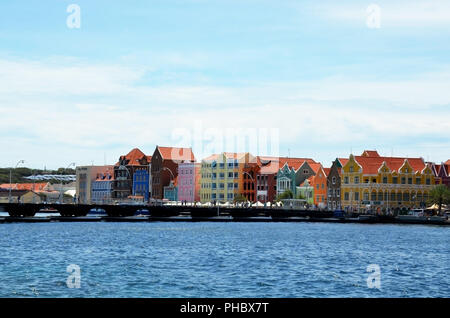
[
  {"left": 326, "top": 158, "right": 348, "bottom": 211},
  {"left": 151, "top": 146, "right": 195, "bottom": 200},
  {"left": 113, "top": 148, "right": 151, "bottom": 200},
  {"left": 76, "top": 165, "right": 114, "bottom": 204},
  {"left": 177, "top": 162, "right": 201, "bottom": 203},
  {"left": 433, "top": 160, "right": 450, "bottom": 187},
  {"left": 255, "top": 156, "right": 279, "bottom": 203},
  {"left": 199, "top": 152, "right": 256, "bottom": 203},
  {"left": 309, "top": 164, "right": 328, "bottom": 208},
  {"left": 91, "top": 168, "right": 114, "bottom": 204},
  {"left": 276, "top": 159, "right": 319, "bottom": 198},
  {"left": 132, "top": 168, "right": 150, "bottom": 201},
  {"left": 164, "top": 179, "right": 178, "bottom": 201},
  {"left": 340, "top": 151, "right": 436, "bottom": 213}
]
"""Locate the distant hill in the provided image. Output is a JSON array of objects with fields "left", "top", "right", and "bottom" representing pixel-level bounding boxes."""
[{"left": 0, "top": 167, "right": 76, "bottom": 184}]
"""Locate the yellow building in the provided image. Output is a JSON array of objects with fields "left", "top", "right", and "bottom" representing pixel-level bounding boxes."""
[
  {"left": 199, "top": 152, "right": 256, "bottom": 203},
  {"left": 0, "top": 190, "right": 43, "bottom": 204},
  {"left": 340, "top": 151, "right": 435, "bottom": 213}
]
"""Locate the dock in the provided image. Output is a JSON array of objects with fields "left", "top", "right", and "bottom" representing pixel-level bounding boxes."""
[{"left": 0, "top": 203, "right": 448, "bottom": 226}]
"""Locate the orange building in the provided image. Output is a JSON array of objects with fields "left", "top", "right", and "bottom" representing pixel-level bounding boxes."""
[{"left": 309, "top": 164, "right": 329, "bottom": 208}]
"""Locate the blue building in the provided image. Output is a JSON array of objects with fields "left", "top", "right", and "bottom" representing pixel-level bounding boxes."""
[
  {"left": 163, "top": 180, "right": 178, "bottom": 202},
  {"left": 132, "top": 168, "right": 150, "bottom": 201},
  {"left": 91, "top": 172, "right": 114, "bottom": 204}
]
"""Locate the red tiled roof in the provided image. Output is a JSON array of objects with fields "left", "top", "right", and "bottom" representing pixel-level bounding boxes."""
[
  {"left": 362, "top": 150, "right": 381, "bottom": 157},
  {"left": 353, "top": 156, "right": 426, "bottom": 175},
  {"left": 0, "top": 183, "right": 49, "bottom": 191},
  {"left": 323, "top": 168, "right": 331, "bottom": 177},
  {"left": 255, "top": 156, "right": 316, "bottom": 173},
  {"left": 117, "top": 148, "right": 151, "bottom": 166},
  {"left": 158, "top": 146, "right": 195, "bottom": 162},
  {"left": 280, "top": 158, "right": 316, "bottom": 171},
  {"left": 445, "top": 160, "right": 450, "bottom": 165},
  {"left": 338, "top": 158, "right": 349, "bottom": 167},
  {"left": 308, "top": 163, "right": 322, "bottom": 174},
  {"left": 258, "top": 159, "right": 282, "bottom": 174}
]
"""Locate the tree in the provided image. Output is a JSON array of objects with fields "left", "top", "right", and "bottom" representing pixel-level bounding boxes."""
[
  {"left": 276, "top": 189, "right": 294, "bottom": 201},
  {"left": 428, "top": 185, "right": 450, "bottom": 215},
  {"left": 296, "top": 193, "right": 306, "bottom": 200}
]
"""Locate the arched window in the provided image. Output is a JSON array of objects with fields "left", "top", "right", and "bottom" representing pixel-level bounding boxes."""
[
  {"left": 378, "top": 192, "right": 383, "bottom": 201},
  {"left": 403, "top": 192, "right": 410, "bottom": 202}
]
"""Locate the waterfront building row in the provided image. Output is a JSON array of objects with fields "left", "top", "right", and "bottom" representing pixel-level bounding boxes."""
[{"left": 74, "top": 147, "right": 450, "bottom": 212}]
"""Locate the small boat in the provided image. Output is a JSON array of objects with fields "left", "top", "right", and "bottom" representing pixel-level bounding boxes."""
[
  {"left": 397, "top": 209, "right": 428, "bottom": 223},
  {"left": 87, "top": 208, "right": 108, "bottom": 216}
]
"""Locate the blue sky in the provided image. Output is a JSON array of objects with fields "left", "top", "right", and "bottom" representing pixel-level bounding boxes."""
[{"left": 0, "top": 0, "right": 449, "bottom": 169}]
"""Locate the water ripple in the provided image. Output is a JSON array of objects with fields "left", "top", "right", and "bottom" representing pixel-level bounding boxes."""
[{"left": 0, "top": 222, "right": 448, "bottom": 297}]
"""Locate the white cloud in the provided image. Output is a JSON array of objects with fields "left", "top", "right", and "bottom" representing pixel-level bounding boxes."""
[{"left": 0, "top": 57, "right": 449, "bottom": 168}]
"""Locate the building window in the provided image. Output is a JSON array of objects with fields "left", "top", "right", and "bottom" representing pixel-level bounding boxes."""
[
  {"left": 383, "top": 177, "right": 388, "bottom": 184},
  {"left": 344, "top": 177, "right": 349, "bottom": 184},
  {"left": 354, "top": 177, "right": 360, "bottom": 184},
  {"left": 344, "top": 192, "right": 349, "bottom": 200},
  {"left": 332, "top": 176, "right": 336, "bottom": 184},
  {"left": 403, "top": 192, "right": 410, "bottom": 201},
  {"left": 378, "top": 192, "right": 383, "bottom": 201},
  {"left": 393, "top": 177, "right": 398, "bottom": 184}
]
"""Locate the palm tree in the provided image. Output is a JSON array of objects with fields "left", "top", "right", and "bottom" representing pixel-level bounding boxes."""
[{"left": 428, "top": 185, "right": 450, "bottom": 215}]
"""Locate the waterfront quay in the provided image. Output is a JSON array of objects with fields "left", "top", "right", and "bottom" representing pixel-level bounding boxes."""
[{"left": 0, "top": 203, "right": 448, "bottom": 226}]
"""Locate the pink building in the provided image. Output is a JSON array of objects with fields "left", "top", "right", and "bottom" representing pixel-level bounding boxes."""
[{"left": 177, "top": 162, "right": 200, "bottom": 203}]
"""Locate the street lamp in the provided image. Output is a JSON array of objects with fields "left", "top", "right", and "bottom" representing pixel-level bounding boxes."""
[
  {"left": 162, "top": 167, "right": 175, "bottom": 181},
  {"left": 162, "top": 167, "right": 176, "bottom": 202},
  {"left": 9, "top": 160, "right": 25, "bottom": 203},
  {"left": 59, "top": 162, "right": 75, "bottom": 203}
]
